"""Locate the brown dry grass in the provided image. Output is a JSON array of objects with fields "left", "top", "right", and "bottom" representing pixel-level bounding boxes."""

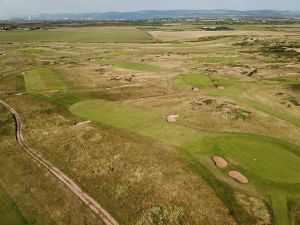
[
  {"left": 235, "top": 192, "right": 272, "bottom": 225},
  {"left": 148, "top": 30, "right": 293, "bottom": 42},
  {"left": 0, "top": 108, "right": 104, "bottom": 225}
]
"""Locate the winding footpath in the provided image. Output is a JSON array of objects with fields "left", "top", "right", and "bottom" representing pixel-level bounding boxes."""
[{"left": 0, "top": 99, "right": 119, "bottom": 225}]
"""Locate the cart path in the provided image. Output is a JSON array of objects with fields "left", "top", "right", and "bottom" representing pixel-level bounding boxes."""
[{"left": 0, "top": 99, "right": 119, "bottom": 225}]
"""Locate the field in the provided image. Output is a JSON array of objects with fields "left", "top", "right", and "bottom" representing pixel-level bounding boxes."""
[{"left": 0, "top": 22, "right": 300, "bottom": 225}]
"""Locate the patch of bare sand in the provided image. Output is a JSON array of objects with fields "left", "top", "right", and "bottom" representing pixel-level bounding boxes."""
[
  {"left": 212, "top": 156, "right": 228, "bottom": 168},
  {"left": 74, "top": 121, "right": 91, "bottom": 126},
  {"left": 287, "top": 48, "right": 300, "bottom": 53},
  {"left": 228, "top": 171, "right": 249, "bottom": 184},
  {"left": 166, "top": 114, "right": 179, "bottom": 122}
]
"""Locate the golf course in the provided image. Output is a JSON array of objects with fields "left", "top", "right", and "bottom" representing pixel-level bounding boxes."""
[{"left": 0, "top": 20, "right": 299, "bottom": 225}]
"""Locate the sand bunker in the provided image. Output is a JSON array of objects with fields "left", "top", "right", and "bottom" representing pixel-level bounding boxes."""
[
  {"left": 212, "top": 156, "right": 228, "bottom": 168},
  {"left": 192, "top": 86, "right": 199, "bottom": 91},
  {"left": 217, "top": 86, "right": 225, "bottom": 90},
  {"left": 228, "top": 171, "right": 248, "bottom": 184},
  {"left": 166, "top": 115, "right": 179, "bottom": 122},
  {"left": 74, "top": 121, "right": 91, "bottom": 126}
]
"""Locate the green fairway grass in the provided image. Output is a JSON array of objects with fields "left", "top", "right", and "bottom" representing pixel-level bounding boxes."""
[
  {"left": 24, "top": 68, "right": 66, "bottom": 92},
  {"left": 172, "top": 73, "right": 212, "bottom": 88},
  {"left": 272, "top": 194, "right": 289, "bottom": 225},
  {"left": 201, "top": 134, "right": 300, "bottom": 183},
  {"left": 98, "top": 60, "right": 163, "bottom": 72},
  {"left": 70, "top": 99, "right": 202, "bottom": 147},
  {"left": 0, "top": 27, "right": 153, "bottom": 43}
]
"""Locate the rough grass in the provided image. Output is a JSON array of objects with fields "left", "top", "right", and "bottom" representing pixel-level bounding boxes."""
[
  {"left": 99, "top": 60, "right": 163, "bottom": 72},
  {"left": 237, "top": 97, "right": 300, "bottom": 128},
  {"left": 289, "top": 199, "right": 300, "bottom": 225},
  {"left": 148, "top": 30, "right": 292, "bottom": 42},
  {"left": 0, "top": 183, "right": 29, "bottom": 225},
  {"left": 0, "top": 108, "right": 104, "bottom": 225},
  {"left": 24, "top": 68, "right": 66, "bottom": 92}
]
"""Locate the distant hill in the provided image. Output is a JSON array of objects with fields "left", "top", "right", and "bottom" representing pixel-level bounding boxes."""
[{"left": 16, "top": 10, "right": 300, "bottom": 21}]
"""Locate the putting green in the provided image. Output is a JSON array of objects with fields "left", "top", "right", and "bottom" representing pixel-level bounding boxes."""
[
  {"left": 70, "top": 99, "right": 300, "bottom": 184},
  {"left": 203, "top": 134, "right": 300, "bottom": 183},
  {"left": 24, "top": 68, "right": 66, "bottom": 92}
]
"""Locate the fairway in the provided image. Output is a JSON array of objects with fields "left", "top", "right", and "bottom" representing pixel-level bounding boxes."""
[
  {"left": 69, "top": 99, "right": 202, "bottom": 147},
  {"left": 195, "top": 56, "right": 239, "bottom": 64},
  {"left": 24, "top": 68, "right": 66, "bottom": 92}
]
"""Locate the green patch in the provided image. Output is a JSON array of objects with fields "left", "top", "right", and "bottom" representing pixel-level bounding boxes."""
[
  {"left": 201, "top": 134, "right": 300, "bottom": 183},
  {"left": 69, "top": 99, "right": 203, "bottom": 147},
  {"left": 172, "top": 73, "right": 212, "bottom": 88},
  {"left": 21, "top": 48, "right": 71, "bottom": 57},
  {"left": 0, "top": 185, "right": 29, "bottom": 225},
  {"left": 0, "top": 27, "right": 153, "bottom": 43},
  {"left": 289, "top": 83, "right": 300, "bottom": 91},
  {"left": 31, "top": 92, "right": 79, "bottom": 116},
  {"left": 99, "top": 60, "right": 163, "bottom": 72},
  {"left": 272, "top": 195, "right": 289, "bottom": 225},
  {"left": 16, "top": 75, "right": 25, "bottom": 92},
  {"left": 24, "top": 68, "right": 66, "bottom": 92}
]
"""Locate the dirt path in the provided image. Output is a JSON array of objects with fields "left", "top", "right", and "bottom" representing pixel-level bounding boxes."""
[{"left": 0, "top": 99, "right": 119, "bottom": 225}]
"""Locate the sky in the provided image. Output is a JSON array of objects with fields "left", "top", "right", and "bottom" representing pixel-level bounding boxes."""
[{"left": 0, "top": 0, "right": 299, "bottom": 18}]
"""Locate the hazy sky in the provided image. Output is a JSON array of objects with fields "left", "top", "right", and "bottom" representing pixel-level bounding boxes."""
[{"left": 0, "top": 0, "right": 299, "bottom": 18}]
